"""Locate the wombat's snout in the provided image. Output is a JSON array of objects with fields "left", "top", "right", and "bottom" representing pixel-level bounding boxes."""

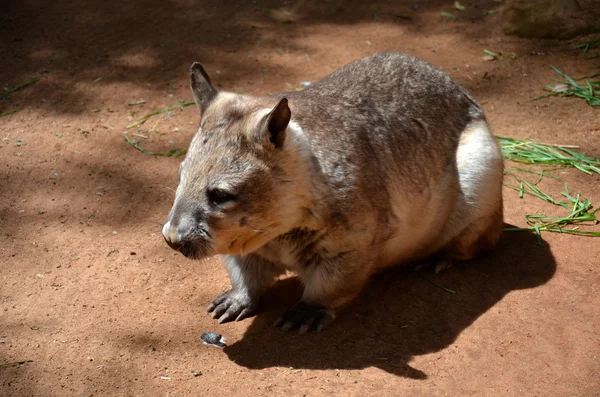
[
  {"left": 162, "top": 224, "right": 182, "bottom": 251},
  {"left": 162, "top": 219, "right": 184, "bottom": 251},
  {"left": 162, "top": 214, "right": 197, "bottom": 255}
]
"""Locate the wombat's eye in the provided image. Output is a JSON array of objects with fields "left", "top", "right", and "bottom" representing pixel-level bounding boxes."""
[{"left": 207, "top": 188, "right": 238, "bottom": 206}]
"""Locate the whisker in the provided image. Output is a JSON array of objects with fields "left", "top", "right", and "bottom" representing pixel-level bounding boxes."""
[{"left": 143, "top": 184, "right": 177, "bottom": 193}]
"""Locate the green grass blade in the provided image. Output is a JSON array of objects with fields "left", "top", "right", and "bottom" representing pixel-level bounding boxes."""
[
  {"left": 123, "top": 134, "right": 187, "bottom": 157},
  {"left": 126, "top": 100, "right": 195, "bottom": 129},
  {"left": 503, "top": 162, "right": 600, "bottom": 239},
  {"left": 0, "top": 77, "right": 40, "bottom": 100},
  {"left": 497, "top": 136, "right": 600, "bottom": 176},
  {"left": 533, "top": 66, "right": 599, "bottom": 106},
  {"left": 0, "top": 108, "right": 23, "bottom": 117},
  {"left": 550, "top": 65, "right": 580, "bottom": 88},
  {"left": 418, "top": 273, "right": 456, "bottom": 293}
]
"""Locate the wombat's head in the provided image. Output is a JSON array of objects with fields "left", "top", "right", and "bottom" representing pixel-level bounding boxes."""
[{"left": 162, "top": 63, "right": 311, "bottom": 259}]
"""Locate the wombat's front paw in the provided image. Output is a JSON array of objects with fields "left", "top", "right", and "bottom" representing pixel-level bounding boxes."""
[
  {"left": 207, "top": 289, "right": 258, "bottom": 323},
  {"left": 274, "top": 302, "right": 336, "bottom": 334}
]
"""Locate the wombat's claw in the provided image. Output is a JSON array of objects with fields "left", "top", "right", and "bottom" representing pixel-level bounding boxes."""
[
  {"left": 273, "top": 302, "right": 335, "bottom": 334},
  {"left": 206, "top": 289, "right": 257, "bottom": 323}
]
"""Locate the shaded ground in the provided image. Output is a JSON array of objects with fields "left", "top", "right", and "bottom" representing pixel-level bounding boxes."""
[{"left": 1, "top": 0, "right": 599, "bottom": 396}]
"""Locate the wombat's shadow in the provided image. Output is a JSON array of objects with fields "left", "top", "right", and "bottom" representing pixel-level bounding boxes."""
[{"left": 223, "top": 228, "right": 556, "bottom": 378}]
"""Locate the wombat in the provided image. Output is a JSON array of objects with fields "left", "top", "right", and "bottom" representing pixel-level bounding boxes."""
[{"left": 162, "top": 52, "right": 504, "bottom": 334}]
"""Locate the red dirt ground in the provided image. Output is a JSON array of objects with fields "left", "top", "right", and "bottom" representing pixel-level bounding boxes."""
[{"left": 1, "top": 1, "right": 599, "bottom": 396}]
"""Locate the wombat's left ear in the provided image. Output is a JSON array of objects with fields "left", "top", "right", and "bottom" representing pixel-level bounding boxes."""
[
  {"left": 264, "top": 98, "right": 291, "bottom": 149},
  {"left": 190, "top": 62, "right": 217, "bottom": 116}
]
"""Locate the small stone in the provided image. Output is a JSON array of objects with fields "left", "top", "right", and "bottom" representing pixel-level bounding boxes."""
[{"left": 200, "top": 332, "right": 226, "bottom": 347}]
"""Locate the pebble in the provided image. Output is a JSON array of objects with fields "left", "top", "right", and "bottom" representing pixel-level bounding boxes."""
[{"left": 201, "top": 332, "right": 226, "bottom": 348}]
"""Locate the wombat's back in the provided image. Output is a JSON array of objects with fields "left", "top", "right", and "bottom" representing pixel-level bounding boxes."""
[
  {"left": 292, "top": 52, "right": 482, "bottom": 140},
  {"left": 280, "top": 52, "right": 502, "bottom": 267},
  {"left": 282, "top": 52, "right": 484, "bottom": 192}
]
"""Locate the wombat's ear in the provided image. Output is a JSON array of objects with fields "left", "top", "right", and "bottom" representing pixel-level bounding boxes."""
[
  {"left": 264, "top": 98, "right": 291, "bottom": 149},
  {"left": 190, "top": 62, "right": 217, "bottom": 116}
]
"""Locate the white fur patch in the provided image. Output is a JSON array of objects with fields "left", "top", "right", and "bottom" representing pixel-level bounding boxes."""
[
  {"left": 286, "top": 120, "right": 312, "bottom": 160},
  {"left": 455, "top": 120, "right": 503, "bottom": 208},
  {"left": 253, "top": 108, "right": 271, "bottom": 125},
  {"left": 216, "top": 92, "right": 239, "bottom": 102},
  {"left": 253, "top": 107, "right": 312, "bottom": 159}
]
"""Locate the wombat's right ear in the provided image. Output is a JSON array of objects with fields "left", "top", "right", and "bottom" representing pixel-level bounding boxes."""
[{"left": 190, "top": 62, "right": 217, "bottom": 116}]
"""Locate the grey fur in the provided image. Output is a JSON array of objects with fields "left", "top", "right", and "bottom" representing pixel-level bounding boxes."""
[{"left": 163, "top": 52, "right": 504, "bottom": 333}]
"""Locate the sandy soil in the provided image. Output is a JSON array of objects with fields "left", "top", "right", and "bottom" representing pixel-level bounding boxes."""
[{"left": 1, "top": 1, "right": 599, "bottom": 396}]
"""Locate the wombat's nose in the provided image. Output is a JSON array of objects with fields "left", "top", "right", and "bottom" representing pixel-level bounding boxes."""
[
  {"left": 162, "top": 215, "right": 198, "bottom": 251},
  {"left": 162, "top": 220, "right": 183, "bottom": 251},
  {"left": 163, "top": 234, "right": 181, "bottom": 251}
]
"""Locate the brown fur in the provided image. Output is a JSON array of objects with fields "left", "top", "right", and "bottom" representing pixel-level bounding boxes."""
[{"left": 162, "top": 52, "right": 504, "bottom": 333}]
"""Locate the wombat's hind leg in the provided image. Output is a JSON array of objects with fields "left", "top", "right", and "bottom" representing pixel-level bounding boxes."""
[
  {"left": 442, "top": 119, "right": 504, "bottom": 263},
  {"left": 208, "top": 254, "right": 286, "bottom": 323},
  {"left": 414, "top": 206, "right": 503, "bottom": 274},
  {"left": 443, "top": 206, "right": 503, "bottom": 262}
]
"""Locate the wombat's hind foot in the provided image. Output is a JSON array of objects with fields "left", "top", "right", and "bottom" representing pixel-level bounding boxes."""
[
  {"left": 207, "top": 289, "right": 258, "bottom": 323},
  {"left": 444, "top": 207, "right": 503, "bottom": 263},
  {"left": 274, "top": 302, "right": 336, "bottom": 334}
]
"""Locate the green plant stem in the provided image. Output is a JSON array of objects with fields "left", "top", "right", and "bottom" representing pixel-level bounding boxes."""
[
  {"left": 0, "top": 108, "right": 22, "bottom": 117},
  {"left": 1, "top": 78, "right": 40, "bottom": 100},
  {"left": 0, "top": 360, "right": 33, "bottom": 367},
  {"left": 418, "top": 273, "right": 456, "bottom": 293},
  {"left": 123, "top": 134, "right": 187, "bottom": 157},
  {"left": 126, "top": 101, "right": 195, "bottom": 129}
]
